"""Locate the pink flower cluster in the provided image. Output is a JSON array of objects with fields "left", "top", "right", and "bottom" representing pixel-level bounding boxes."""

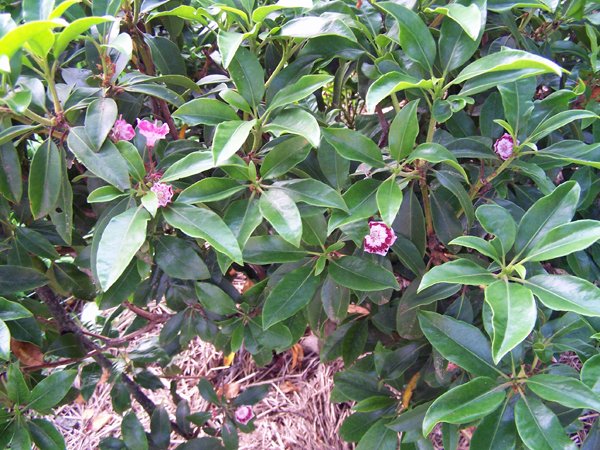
[
  {"left": 493, "top": 133, "right": 517, "bottom": 160},
  {"left": 234, "top": 405, "right": 254, "bottom": 425},
  {"left": 110, "top": 117, "right": 169, "bottom": 149},
  {"left": 150, "top": 182, "right": 174, "bottom": 207},
  {"left": 364, "top": 221, "right": 397, "bottom": 256}
]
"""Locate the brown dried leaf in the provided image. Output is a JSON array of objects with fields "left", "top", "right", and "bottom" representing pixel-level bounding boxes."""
[
  {"left": 279, "top": 380, "right": 300, "bottom": 394},
  {"left": 291, "top": 343, "right": 304, "bottom": 370},
  {"left": 347, "top": 304, "right": 370, "bottom": 316},
  {"left": 11, "top": 339, "right": 44, "bottom": 366}
]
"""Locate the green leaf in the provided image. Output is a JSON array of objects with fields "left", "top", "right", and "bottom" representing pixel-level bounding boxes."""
[
  {"left": 84, "top": 98, "right": 118, "bottom": 151},
  {"left": 259, "top": 189, "right": 302, "bottom": 247},
  {"left": 0, "top": 141, "right": 23, "bottom": 203},
  {"left": 252, "top": 0, "right": 312, "bottom": 22},
  {"left": 122, "top": 412, "right": 148, "bottom": 450},
  {"left": 451, "top": 49, "right": 562, "bottom": 91},
  {"left": 476, "top": 204, "right": 516, "bottom": 255},
  {"left": 328, "top": 256, "right": 400, "bottom": 292},
  {"left": 388, "top": 99, "right": 419, "bottom": 161},
  {"left": 525, "top": 274, "right": 600, "bottom": 316},
  {"left": 514, "top": 181, "right": 580, "bottom": 258},
  {"left": 155, "top": 236, "right": 210, "bottom": 280},
  {"left": 163, "top": 203, "right": 243, "bottom": 264},
  {"left": 528, "top": 110, "right": 598, "bottom": 143},
  {"left": 7, "top": 364, "right": 30, "bottom": 405},
  {"left": 536, "top": 141, "right": 600, "bottom": 169},
  {"left": 271, "top": 179, "right": 347, "bottom": 211},
  {"left": 0, "top": 266, "right": 47, "bottom": 295},
  {"left": 0, "top": 319, "right": 9, "bottom": 360},
  {"left": 522, "top": 220, "right": 600, "bottom": 262},
  {"left": 407, "top": 143, "right": 468, "bottom": 182},
  {"left": 48, "top": 154, "right": 73, "bottom": 245},
  {"left": 228, "top": 46, "right": 264, "bottom": 109},
  {"left": 261, "top": 136, "right": 311, "bottom": 179},
  {"left": 178, "top": 178, "right": 247, "bottom": 204},
  {"left": 267, "top": 74, "right": 333, "bottom": 113},
  {"left": 27, "top": 370, "right": 76, "bottom": 411},
  {"left": 322, "top": 128, "right": 384, "bottom": 168},
  {"left": 435, "top": 170, "right": 474, "bottom": 226},
  {"left": 582, "top": 354, "right": 600, "bottom": 394},
  {"left": 426, "top": 3, "right": 482, "bottom": 40},
  {"left": 526, "top": 374, "right": 600, "bottom": 411},
  {"left": 422, "top": 377, "right": 506, "bottom": 436},
  {"left": 328, "top": 179, "right": 379, "bottom": 232},
  {"left": 262, "top": 264, "right": 321, "bottom": 329},
  {"left": 264, "top": 107, "right": 320, "bottom": 147},
  {"left": 485, "top": 280, "right": 536, "bottom": 364},
  {"left": 376, "top": 177, "right": 403, "bottom": 226},
  {"left": 149, "top": 407, "right": 170, "bottom": 450},
  {"left": 356, "top": 419, "right": 398, "bottom": 450},
  {"left": 514, "top": 396, "right": 577, "bottom": 450},
  {"left": 54, "top": 16, "right": 114, "bottom": 56},
  {"left": 9, "top": 425, "right": 31, "bottom": 450},
  {"left": 379, "top": 2, "right": 436, "bottom": 73},
  {"left": 278, "top": 16, "right": 356, "bottom": 42},
  {"left": 419, "top": 259, "right": 496, "bottom": 292},
  {"left": 67, "top": 127, "right": 131, "bottom": 191},
  {"left": 28, "top": 419, "right": 65, "bottom": 450},
  {"left": 28, "top": 139, "right": 63, "bottom": 219},
  {"left": 172, "top": 99, "right": 239, "bottom": 126},
  {"left": 212, "top": 120, "right": 256, "bottom": 165},
  {"left": 217, "top": 30, "right": 245, "bottom": 69},
  {"left": 0, "top": 19, "right": 66, "bottom": 59},
  {"left": 449, "top": 236, "right": 500, "bottom": 262},
  {"left": 195, "top": 282, "right": 237, "bottom": 315},
  {"left": 470, "top": 399, "right": 517, "bottom": 450},
  {"left": 365, "top": 72, "right": 434, "bottom": 113},
  {"left": 87, "top": 185, "right": 128, "bottom": 204},
  {"left": 144, "top": 34, "right": 186, "bottom": 76},
  {"left": 96, "top": 207, "right": 150, "bottom": 290},
  {"left": 498, "top": 78, "right": 536, "bottom": 138},
  {"left": 243, "top": 236, "right": 308, "bottom": 264},
  {"left": 160, "top": 151, "right": 213, "bottom": 182},
  {"left": 15, "top": 227, "right": 59, "bottom": 260},
  {"left": 418, "top": 311, "right": 500, "bottom": 378}
]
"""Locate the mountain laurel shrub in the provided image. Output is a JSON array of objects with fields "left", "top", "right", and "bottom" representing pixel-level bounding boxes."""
[{"left": 0, "top": 0, "right": 599, "bottom": 448}]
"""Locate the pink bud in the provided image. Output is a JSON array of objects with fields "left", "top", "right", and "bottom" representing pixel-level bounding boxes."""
[
  {"left": 493, "top": 133, "right": 517, "bottom": 160},
  {"left": 137, "top": 119, "right": 169, "bottom": 148},
  {"left": 364, "top": 221, "right": 397, "bottom": 256},
  {"left": 110, "top": 115, "right": 136, "bottom": 142},
  {"left": 234, "top": 405, "right": 254, "bottom": 425},
  {"left": 150, "top": 182, "right": 174, "bottom": 207}
]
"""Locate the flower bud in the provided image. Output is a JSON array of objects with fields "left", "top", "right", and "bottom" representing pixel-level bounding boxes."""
[
  {"left": 110, "top": 115, "right": 135, "bottom": 142},
  {"left": 493, "top": 133, "right": 517, "bottom": 160}
]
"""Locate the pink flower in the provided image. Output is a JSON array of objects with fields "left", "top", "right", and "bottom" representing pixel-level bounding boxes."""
[
  {"left": 364, "top": 221, "right": 397, "bottom": 256},
  {"left": 110, "top": 115, "right": 135, "bottom": 142},
  {"left": 150, "top": 182, "right": 174, "bottom": 207},
  {"left": 137, "top": 119, "right": 169, "bottom": 148},
  {"left": 234, "top": 405, "right": 254, "bottom": 425},
  {"left": 493, "top": 133, "right": 518, "bottom": 160}
]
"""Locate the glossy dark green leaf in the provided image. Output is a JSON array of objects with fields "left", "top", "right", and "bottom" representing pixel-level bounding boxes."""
[
  {"left": 178, "top": 178, "right": 247, "bottom": 204},
  {"left": 48, "top": 154, "right": 73, "bottom": 245},
  {"left": 526, "top": 374, "right": 600, "bottom": 411},
  {"left": 356, "top": 419, "right": 398, "bottom": 450},
  {"left": 84, "top": 98, "right": 118, "bottom": 151},
  {"left": 149, "top": 406, "right": 170, "bottom": 450},
  {"left": 27, "top": 419, "right": 65, "bottom": 450},
  {"left": 470, "top": 398, "right": 517, "bottom": 450},
  {"left": 271, "top": 179, "right": 347, "bottom": 211},
  {"left": 163, "top": 203, "right": 243, "bottom": 264},
  {"left": 0, "top": 266, "right": 47, "bottom": 295},
  {"left": 322, "top": 128, "right": 384, "bottom": 168},
  {"left": 380, "top": 2, "right": 436, "bottom": 73},
  {"left": 67, "top": 127, "right": 131, "bottom": 191},
  {"left": 116, "top": 141, "right": 145, "bottom": 182},
  {"left": 525, "top": 274, "right": 600, "bottom": 316},
  {"left": 96, "top": 207, "right": 150, "bottom": 290},
  {"left": 329, "top": 256, "right": 400, "bottom": 292},
  {"left": 263, "top": 264, "right": 321, "bottom": 329},
  {"left": 528, "top": 110, "right": 598, "bottom": 143},
  {"left": 328, "top": 178, "right": 379, "bottom": 232},
  {"left": 389, "top": 99, "right": 419, "bottom": 161},
  {"left": 267, "top": 74, "right": 333, "bottom": 113},
  {"left": 29, "top": 140, "right": 63, "bottom": 219},
  {"left": 259, "top": 189, "right": 302, "bottom": 247},
  {"left": 155, "top": 236, "right": 210, "bottom": 280},
  {"left": 423, "top": 377, "right": 506, "bottom": 436},
  {"left": 514, "top": 396, "right": 576, "bottom": 450},
  {"left": 7, "top": 364, "right": 30, "bottom": 405},
  {"left": 261, "top": 136, "right": 311, "bottom": 179},
  {"left": 581, "top": 354, "right": 600, "bottom": 394},
  {"left": 27, "top": 370, "right": 77, "bottom": 411},
  {"left": 264, "top": 107, "right": 320, "bottom": 147},
  {"left": 228, "top": 46, "right": 264, "bottom": 109},
  {"left": 161, "top": 151, "right": 213, "bottom": 182},
  {"left": 365, "top": 73, "right": 434, "bottom": 113},
  {"left": 484, "top": 280, "right": 536, "bottom": 364},
  {"left": 15, "top": 228, "right": 59, "bottom": 260},
  {"left": 476, "top": 204, "right": 517, "bottom": 255},
  {"left": 195, "top": 282, "right": 237, "bottom": 315},
  {"left": 122, "top": 412, "right": 148, "bottom": 450},
  {"left": 0, "top": 141, "right": 22, "bottom": 203},
  {"left": 419, "top": 259, "right": 496, "bottom": 292},
  {"left": 243, "top": 236, "right": 308, "bottom": 264},
  {"left": 212, "top": 120, "right": 255, "bottom": 165},
  {"left": 435, "top": 170, "right": 474, "bottom": 226},
  {"left": 418, "top": 311, "right": 500, "bottom": 378},
  {"left": 407, "top": 143, "right": 468, "bottom": 181},
  {"left": 145, "top": 34, "right": 186, "bottom": 76},
  {"left": 376, "top": 177, "right": 403, "bottom": 226},
  {"left": 173, "top": 99, "right": 239, "bottom": 126}
]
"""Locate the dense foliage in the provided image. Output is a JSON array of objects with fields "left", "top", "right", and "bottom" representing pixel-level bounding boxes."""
[{"left": 0, "top": 0, "right": 599, "bottom": 448}]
